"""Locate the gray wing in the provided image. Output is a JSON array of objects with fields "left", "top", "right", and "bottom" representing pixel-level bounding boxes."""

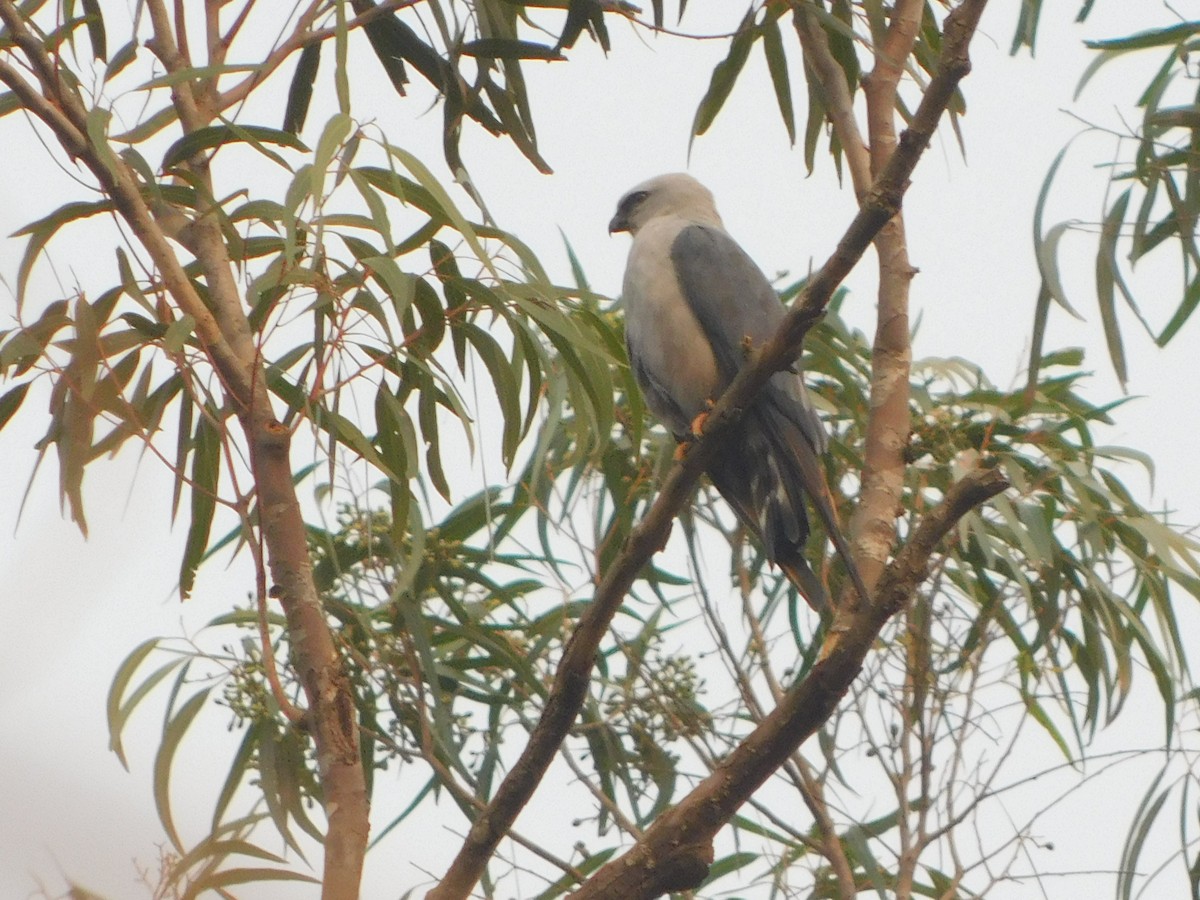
[
  {"left": 624, "top": 332, "right": 693, "bottom": 438},
  {"left": 669, "top": 224, "right": 827, "bottom": 455},
  {"left": 670, "top": 223, "right": 870, "bottom": 608}
]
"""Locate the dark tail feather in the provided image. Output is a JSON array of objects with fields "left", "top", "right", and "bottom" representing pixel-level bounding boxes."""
[
  {"left": 791, "top": 444, "right": 872, "bottom": 607},
  {"left": 778, "top": 555, "right": 829, "bottom": 612},
  {"left": 706, "top": 413, "right": 871, "bottom": 609}
]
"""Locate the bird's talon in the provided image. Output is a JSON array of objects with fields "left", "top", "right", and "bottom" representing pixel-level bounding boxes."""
[{"left": 690, "top": 401, "right": 715, "bottom": 438}]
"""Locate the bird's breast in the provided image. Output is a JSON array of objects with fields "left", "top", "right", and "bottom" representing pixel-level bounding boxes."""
[{"left": 622, "top": 219, "right": 721, "bottom": 433}]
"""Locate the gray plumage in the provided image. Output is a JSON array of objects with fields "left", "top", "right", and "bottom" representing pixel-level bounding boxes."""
[{"left": 609, "top": 173, "right": 865, "bottom": 610}]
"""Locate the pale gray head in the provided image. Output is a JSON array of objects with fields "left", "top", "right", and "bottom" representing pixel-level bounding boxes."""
[{"left": 608, "top": 173, "right": 723, "bottom": 236}]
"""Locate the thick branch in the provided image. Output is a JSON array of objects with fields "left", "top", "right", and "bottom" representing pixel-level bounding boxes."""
[
  {"left": 0, "top": 7, "right": 369, "bottom": 897},
  {"left": 426, "top": 3, "right": 987, "bottom": 897},
  {"left": 846, "top": 0, "right": 930, "bottom": 601},
  {"left": 569, "top": 468, "right": 1007, "bottom": 899},
  {"left": 143, "top": 0, "right": 204, "bottom": 128}
]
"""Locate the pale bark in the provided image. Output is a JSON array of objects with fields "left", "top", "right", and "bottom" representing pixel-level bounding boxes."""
[{"left": 0, "top": 4, "right": 370, "bottom": 895}]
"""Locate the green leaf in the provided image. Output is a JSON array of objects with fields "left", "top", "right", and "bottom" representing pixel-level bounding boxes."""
[
  {"left": 461, "top": 39, "right": 565, "bottom": 60},
  {"left": 161, "top": 123, "right": 308, "bottom": 170},
  {"left": 103, "top": 39, "right": 138, "bottom": 82},
  {"left": 355, "top": 0, "right": 418, "bottom": 98},
  {"left": 283, "top": 43, "right": 321, "bottom": 135},
  {"left": 0, "top": 382, "right": 30, "bottom": 432},
  {"left": 1009, "top": 0, "right": 1043, "bottom": 54},
  {"left": 1095, "top": 188, "right": 1131, "bottom": 386},
  {"left": 79, "top": 0, "right": 107, "bottom": 60},
  {"left": 1157, "top": 273, "right": 1200, "bottom": 346},
  {"left": 84, "top": 106, "right": 123, "bottom": 176},
  {"left": 313, "top": 112, "right": 353, "bottom": 195},
  {"left": 179, "top": 414, "right": 220, "bottom": 600},
  {"left": 761, "top": 17, "right": 795, "bottom": 146},
  {"left": 162, "top": 314, "right": 196, "bottom": 353},
  {"left": 533, "top": 848, "right": 618, "bottom": 900},
  {"left": 1036, "top": 220, "right": 1084, "bottom": 319},
  {"left": 384, "top": 145, "right": 496, "bottom": 277},
  {"left": 363, "top": 255, "right": 415, "bottom": 319},
  {"left": 0, "top": 92, "right": 19, "bottom": 119},
  {"left": 1022, "top": 693, "right": 1073, "bottom": 760},
  {"left": 460, "top": 322, "right": 521, "bottom": 467},
  {"left": 375, "top": 387, "right": 418, "bottom": 487},
  {"left": 212, "top": 721, "right": 261, "bottom": 829},
  {"left": 154, "top": 687, "right": 212, "bottom": 852},
  {"left": 107, "top": 639, "right": 169, "bottom": 769},
  {"left": 168, "top": 835, "right": 286, "bottom": 896},
  {"left": 801, "top": 51, "right": 825, "bottom": 175},
  {"left": 182, "top": 867, "right": 318, "bottom": 897},
  {"left": 691, "top": 8, "right": 757, "bottom": 139},
  {"left": 13, "top": 200, "right": 114, "bottom": 310},
  {"left": 1086, "top": 21, "right": 1200, "bottom": 52},
  {"left": 700, "top": 851, "right": 758, "bottom": 887},
  {"left": 137, "top": 64, "right": 259, "bottom": 91},
  {"left": 1116, "top": 769, "right": 1171, "bottom": 900}
]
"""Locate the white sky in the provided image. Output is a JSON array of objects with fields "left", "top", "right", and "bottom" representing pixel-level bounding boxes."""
[{"left": 1, "top": 2, "right": 1197, "bottom": 897}]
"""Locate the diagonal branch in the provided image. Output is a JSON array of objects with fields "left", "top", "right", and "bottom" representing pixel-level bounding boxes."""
[
  {"left": 426, "top": 2, "right": 990, "bottom": 897},
  {"left": 569, "top": 467, "right": 1007, "bottom": 899}
]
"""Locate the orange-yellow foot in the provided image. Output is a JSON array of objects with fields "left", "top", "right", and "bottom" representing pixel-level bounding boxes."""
[{"left": 690, "top": 400, "right": 716, "bottom": 438}]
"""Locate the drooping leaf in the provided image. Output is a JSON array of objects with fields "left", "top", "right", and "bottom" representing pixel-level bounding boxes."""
[
  {"left": 154, "top": 686, "right": 211, "bottom": 852},
  {"left": 282, "top": 43, "right": 322, "bottom": 135},
  {"left": 690, "top": 8, "right": 758, "bottom": 140},
  {"left": 161, "top": 123, "right": 308, "bottom": 170},
  {"left": 761, "top": 17, "right": 795, "bottom": 146},
  {"left": 179, "top": 412, "right": 221, "bottom": 600},
  {"left": 1094, "top": 188, "right": 1132, "bottom": 386},
  {"left": 78, "top": 0, "right": 107, "bottom": 60}
]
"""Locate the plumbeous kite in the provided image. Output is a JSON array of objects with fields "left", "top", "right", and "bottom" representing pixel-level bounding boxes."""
[{"left": 609, "top": 173, "right": 867, "bottom": 611}]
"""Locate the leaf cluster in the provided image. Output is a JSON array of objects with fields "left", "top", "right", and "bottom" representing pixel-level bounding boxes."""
[
  {"left": 1029, "top": 19, "right": 1200, "bottom": 386},
  {"left": 689, "top": 1, "right": 966, "bottom": 175},
  {"left": 105, "top": 299, "right": 1200, "bottom": 894}
]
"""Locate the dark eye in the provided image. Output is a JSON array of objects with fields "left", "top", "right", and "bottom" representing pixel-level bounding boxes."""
[{"left": 621, "top": 190, "right": 650, "bottom": 215}]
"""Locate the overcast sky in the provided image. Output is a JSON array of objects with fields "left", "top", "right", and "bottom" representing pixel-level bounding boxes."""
[{"left": 1, "top": 2, "right": 1196, "bottom": 897}]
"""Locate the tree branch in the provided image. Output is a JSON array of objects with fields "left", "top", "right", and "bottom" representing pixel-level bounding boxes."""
[
  {"left": 0, "top": 6, "right": 370, "bottom": 896},
  {"left": 845, "top": 0, "right": 929, "bottom": 602},
  {"left": 792, "top": 1, "right": 872, "bottom": 200},
  {"left": 426, "top": 2, "right": 989, "bottom": 896},
  {"left": 568, "top": 467, "right": 1007, "bottom": 899},
  {"left": 213, "top": 0, "right": 418, "bottom": 115}
]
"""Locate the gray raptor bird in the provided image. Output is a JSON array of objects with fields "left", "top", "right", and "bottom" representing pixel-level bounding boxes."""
[{"left": 609, "top": 173, "right": 866, "bottom": 611}]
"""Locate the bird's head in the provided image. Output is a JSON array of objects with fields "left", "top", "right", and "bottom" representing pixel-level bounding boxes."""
[{"left": 608, "top": 173, "right": 722, "bottom": 236}]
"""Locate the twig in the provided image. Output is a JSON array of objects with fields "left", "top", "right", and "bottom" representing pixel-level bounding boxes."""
[{"left": 214, "top": 0, "right": 419, "bottom": 114}]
